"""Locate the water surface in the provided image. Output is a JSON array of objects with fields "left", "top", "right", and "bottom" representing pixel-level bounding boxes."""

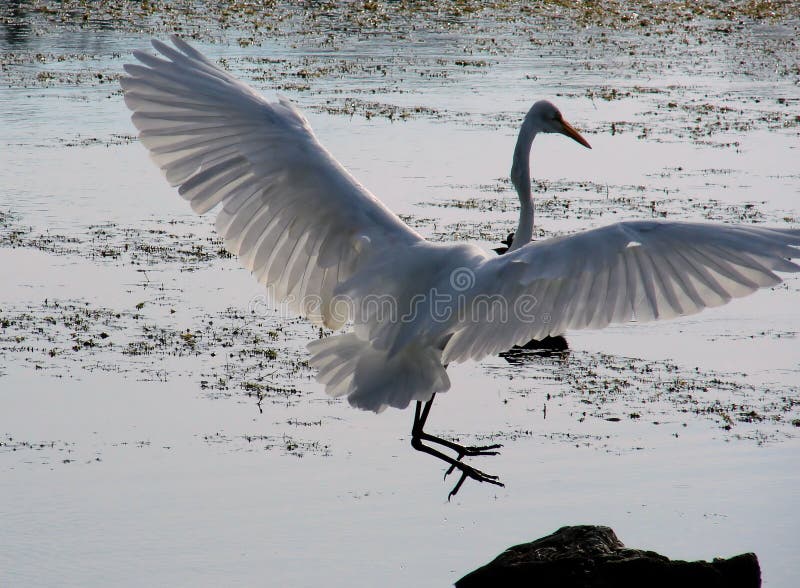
[{"left": 1, "top": 4, "right": 799, "bottom": 587}]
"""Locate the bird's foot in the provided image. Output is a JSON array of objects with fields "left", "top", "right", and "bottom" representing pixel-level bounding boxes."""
[
  {"left": 460, "top": 442, "right": 503, "bottom": 456},
  {"left": 417, "top": 431, "right": 502, "bottom": 460},
  {"left": 411, "top": 397, "right": 505, "bottom": 499},
  {"left": 443, "top": 443, "right": 503, "bottom": 478},
  {"left": 448, "top": 463, "right": 504, "bottom": 501}
]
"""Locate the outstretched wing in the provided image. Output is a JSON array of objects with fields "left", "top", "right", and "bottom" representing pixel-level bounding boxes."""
[
  {"left": 442, "top": 220, "right": 800, "bottom": 363},
  {"left": 121, "top": 36, "right": 422, "bottom": 328}
]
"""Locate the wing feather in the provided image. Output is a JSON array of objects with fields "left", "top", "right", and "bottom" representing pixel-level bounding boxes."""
[
  {"left": 122, "top": 36, "right": 422, "bottom": 327},
  {"left": 442, "top": 220, "right": 800, "bottom": 364}
]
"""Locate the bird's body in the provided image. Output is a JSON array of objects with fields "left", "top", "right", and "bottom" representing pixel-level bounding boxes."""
[
  {"left": 308, "top": 238, "right": 486, "bottom": 411},
  {"left": 122, "top": 37, "right": 800, "bottom": 496}
]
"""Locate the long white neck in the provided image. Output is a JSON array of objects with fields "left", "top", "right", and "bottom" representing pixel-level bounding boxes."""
[{"left": 508, "top": 119, "right": 536, "bottom": 252}]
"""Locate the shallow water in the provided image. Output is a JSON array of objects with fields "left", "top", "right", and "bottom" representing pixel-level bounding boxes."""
[{"left": 1, "top": 4, "right": 799, "bottom": 587}]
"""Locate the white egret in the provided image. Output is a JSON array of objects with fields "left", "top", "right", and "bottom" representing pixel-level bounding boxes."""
[{"left": 122, "top": 37, "right": 800, "bottom": 498}]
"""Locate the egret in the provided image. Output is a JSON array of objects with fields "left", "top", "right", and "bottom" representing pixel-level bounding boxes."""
[{"left": 122, "top": 37, "right": 800, "bottom": 498}]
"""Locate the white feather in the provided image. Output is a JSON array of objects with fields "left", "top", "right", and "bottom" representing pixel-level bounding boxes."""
[
  {"left": 122, "top": 38, "right": 800, "bottom": 413},
  {"left": 122, "top": 35, "right": 422, "bottom": 331}
]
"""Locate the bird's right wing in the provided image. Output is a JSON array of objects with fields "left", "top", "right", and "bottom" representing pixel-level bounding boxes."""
[
  {"left": 121, "top": 36, "right": 422, "bottom": 328},
  {"left": 442, "top": 220, "right": 800, "bottom": 363}
]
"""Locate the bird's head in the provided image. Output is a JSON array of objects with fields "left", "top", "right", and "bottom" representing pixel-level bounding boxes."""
[{"left": 525, "top": 100, "right": 591, "bottom": 149}]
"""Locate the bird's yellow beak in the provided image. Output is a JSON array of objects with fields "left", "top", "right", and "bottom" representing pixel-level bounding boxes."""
[{"left": 559, "top": 117, "right": 592, "bottom": 149}]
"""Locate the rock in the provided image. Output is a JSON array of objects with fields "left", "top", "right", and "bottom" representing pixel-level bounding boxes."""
[
  {"left": 492, "top": 232, "right": 515, "bottom": 255},
  {"left": 512, "top": 335, "right": 569, "bottom": 352},
  {"left": 455, "top": 525, "right": 760, "bottom": 588},
  {"left": 499, "top": 335, "right": 569, "bottom": 364}
]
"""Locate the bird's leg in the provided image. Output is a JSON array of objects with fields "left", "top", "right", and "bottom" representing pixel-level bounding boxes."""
[
  {"left": 411, "top": 395, "right": 504, "bottom": 499},
  {"left": 412, "top": 395, "right": 503, "bottom": 459}
]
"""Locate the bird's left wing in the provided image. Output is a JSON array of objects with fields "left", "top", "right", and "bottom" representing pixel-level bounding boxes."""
[
  {"left": 121, "top": 36, "right": 423, "bottom": 328},
  {"left": 442, "top": 220, "right": 800, "bottom": 363}
]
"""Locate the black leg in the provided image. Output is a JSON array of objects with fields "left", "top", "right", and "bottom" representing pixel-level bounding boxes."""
[
  {"left": 411, "top": 395, "right": 504, "bottom": 499},
  {"left": 412, "top": 395, "right": 503, "bottom": 458}
]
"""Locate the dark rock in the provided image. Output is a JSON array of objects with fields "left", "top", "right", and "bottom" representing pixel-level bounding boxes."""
[
  {"left": 455, "top": 525, "right": 760, "bottom": 588},
  {"left": 499, "top": 335, "right": 570, "bottom": 364},
  {"left": 492, "top": 232, "right": 515, "bottom": 255},
  {"left": 513, "top": 335, "right": 569, "bottom": 352}
]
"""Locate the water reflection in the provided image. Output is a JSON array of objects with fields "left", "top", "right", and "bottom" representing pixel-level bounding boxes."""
[
  {"left": 1, "top": 1, "right": 31, "bottom": 46},
  {"left": 0, "top": 3, "right": 133, "bottom": 53}
]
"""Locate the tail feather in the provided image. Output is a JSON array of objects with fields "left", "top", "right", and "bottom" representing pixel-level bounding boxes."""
[{"left": 307, "top": 334, "right": 450, "bottom": 412}]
